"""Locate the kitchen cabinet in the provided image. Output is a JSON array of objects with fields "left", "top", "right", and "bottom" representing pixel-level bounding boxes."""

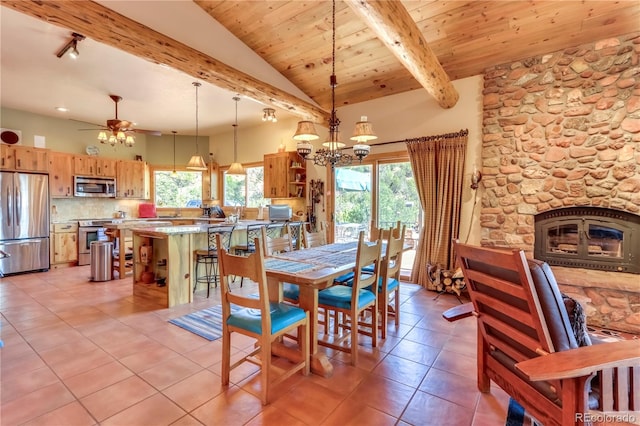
[
  {"left": 74, "top": 155, "right": 117, "bottom": 177},
  {"left": 1, "top": 145, "right": 49, "bottom": 172},
  {"left": 116, "top": 160, "right": 149, "bottom": 199},
  {"left": 49, "top": 152, "right": 74, "bottom": 197},
  {"left": 50, "top": 222, "right": 78, "bottom": 265},
  {"left": 264, "top": 151, "right": 305, "bottom": 198}
]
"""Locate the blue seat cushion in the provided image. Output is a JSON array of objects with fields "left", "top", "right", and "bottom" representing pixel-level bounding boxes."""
[
  {"left": 318, "top": 285, "right": 375, "bottom": 310},
  {"left": 283, "top": 283, "right": 300, "bottom": 301},
  {"left": 333, "top": 271, "right": 354, "bottom": 284},
  {"left": 380, "top": 277, "right": 399, "bottom": 291},
  {"left": 227, "top": 302, "right": 306, "bottom": 335}
]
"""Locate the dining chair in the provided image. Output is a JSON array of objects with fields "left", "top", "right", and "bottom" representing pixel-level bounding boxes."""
[
  {"left": 216, "top": 235, "right": 309, "bottom": 405},
  {"left": 192, "top": 224, "right": 235, "bottom": 297},
  {"left": 378, "top": 224, "right": 405, "bottom": 339},
  {"left": 287, "top": 221, "right": 304, "bottom": 250},
  {"left": 369, "top": 220, "right": 402, "bottom": 242},
  {"left": 317, "top": 231, "right": 382, "bottom": 366},
  {"left": 303, "top": 225, "right": 327, "bottom": 248},
  {"left": 260, "top": 224, "right": 299, "bottom": 303}
]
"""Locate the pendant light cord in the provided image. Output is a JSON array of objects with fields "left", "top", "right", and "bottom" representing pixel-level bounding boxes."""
[
  {"left": 329, "top": 0, "right": 340, "bottom": 137},
  {"left": 233, "top": 96, "right": 240, "bottom": 162},
  {"left": 193, "top": 82, "right": 201, "bottom": 154}
]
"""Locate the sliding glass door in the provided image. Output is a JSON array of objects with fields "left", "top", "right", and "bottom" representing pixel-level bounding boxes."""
[{"left": 333, "top": 156, "right": 420, "bottom": 277}]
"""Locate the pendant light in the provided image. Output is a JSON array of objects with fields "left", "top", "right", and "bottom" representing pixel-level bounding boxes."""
[
  {"left": 171, "top": 131, "right": 177, "bottom": 177},
  {"left": 186, "top": 81, "right": 207, "bottom": 170},
  {"left": 227, "top": 96, "right": 246, "bottom": 175}
]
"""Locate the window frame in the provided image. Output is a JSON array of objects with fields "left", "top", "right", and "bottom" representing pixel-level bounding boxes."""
[
  {"left": 150, "top": 164, "right": 206, "bottom": 214},
  {"left": 220, "top": 161, "right": 265, "bottom": 207}
]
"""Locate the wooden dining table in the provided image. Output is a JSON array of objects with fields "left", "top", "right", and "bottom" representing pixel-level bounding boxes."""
[{"left": 263, "top": 242, "right": 361, "bottom": 377}]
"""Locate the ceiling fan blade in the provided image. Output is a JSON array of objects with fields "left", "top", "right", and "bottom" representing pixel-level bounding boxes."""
[
  {"left": 70, "top": 118, "right": 105, "bottom": 128},
  {"left": 132, "top": 128, "right": 162, "bottom": 136}
]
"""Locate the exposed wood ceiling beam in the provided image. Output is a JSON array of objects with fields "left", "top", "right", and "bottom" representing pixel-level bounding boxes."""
[
  {"left": 345, "top": 0, "right": 459, "bottom": 109},
  {"left": 2, "top": 0, "right": 330, "bottom": 123}
]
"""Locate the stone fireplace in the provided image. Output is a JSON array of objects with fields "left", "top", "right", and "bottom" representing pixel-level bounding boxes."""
[{"left": 480, "top": 33, "right": 640, "bottom": 333}]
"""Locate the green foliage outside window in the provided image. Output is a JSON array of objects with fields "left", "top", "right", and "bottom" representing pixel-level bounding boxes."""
[
  {"left": 154, "top": 171, "right": 202, "bottom": 207},
  {"left": 224, "top": 166, "right": 265, "bottom": 207}
]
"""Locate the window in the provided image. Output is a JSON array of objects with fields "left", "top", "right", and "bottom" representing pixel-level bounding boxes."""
[
  {"left": 223, "top": 165, "right": 265, "bottom": 207},
  {"left": 154, "top": 170, "right": 203, "bottom": 208}
]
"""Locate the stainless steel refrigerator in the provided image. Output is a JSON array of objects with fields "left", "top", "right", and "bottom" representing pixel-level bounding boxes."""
[{"left": 0, "top": 172, "right": 50, "bottom": 275}]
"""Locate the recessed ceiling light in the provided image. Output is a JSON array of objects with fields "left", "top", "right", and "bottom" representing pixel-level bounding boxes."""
[{"left": 55, "top": 107, "right": 69, "bottom": 112}]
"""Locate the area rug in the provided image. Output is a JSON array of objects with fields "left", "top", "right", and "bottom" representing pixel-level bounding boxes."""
[{"left": 169, "top": 305, "right": 238, "bottom": 341}]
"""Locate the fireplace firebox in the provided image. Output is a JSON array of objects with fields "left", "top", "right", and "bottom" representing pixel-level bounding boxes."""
[{"left": 534, "top": 207, "right": 640, "bottom": 274}]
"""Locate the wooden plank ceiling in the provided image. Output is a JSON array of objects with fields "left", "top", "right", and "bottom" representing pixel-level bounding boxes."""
[
  {"left": 196, "top": 1, "right": 639, "bottom": 111},
  {"left": 3, "top": 1, "right": 638, "bottom": 121}
]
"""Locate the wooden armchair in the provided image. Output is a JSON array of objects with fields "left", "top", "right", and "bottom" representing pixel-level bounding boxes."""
[{"left": 443, "top": 243, "right": 639, "bottom": 426}]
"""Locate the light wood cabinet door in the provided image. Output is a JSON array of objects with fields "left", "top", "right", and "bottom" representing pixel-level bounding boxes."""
[
  {"left": 96, "top": 158, "right": 117, "bottom": 177},
  {"left": 14, "top": 146, "right": 49, "bottom": 172},
  {"left": 0, "top": 144, "right": 15, "bottom": 170},
  {"left": 117, "top": 160, "right": 149, "bottom": 198},
  {"left": 264, "top": 152, "right": 289, "bottom": 198},
  {"left": 49, "top": 152, "right": 75, "bottom": 197},
  {"left": 51, "top": 223, "right": 78, "bottom": 264},
  {"left": 74, "top": 155, "right": 97, "bottom": 176}
]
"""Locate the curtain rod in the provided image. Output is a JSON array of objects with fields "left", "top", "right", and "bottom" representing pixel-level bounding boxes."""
[{"left": 344, "top": 128, "right": 468, "bottom": 150}]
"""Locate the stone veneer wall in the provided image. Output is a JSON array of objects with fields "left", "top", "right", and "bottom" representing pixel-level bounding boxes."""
[{"left": 480, "top": 33, "right": 640, "bottom": 333}]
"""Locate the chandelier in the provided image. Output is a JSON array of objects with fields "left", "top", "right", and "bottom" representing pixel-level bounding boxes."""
[
  {"left": 294, "top": 0, "right": 376, "bottom": 168},
  {"left": 262, "top": 108, "right": 277, "bottom": 123}
]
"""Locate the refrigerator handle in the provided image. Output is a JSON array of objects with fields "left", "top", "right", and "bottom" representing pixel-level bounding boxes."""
[
  {"left": 5, "top": 185, "right": 11, "bottom": 227},
  {"left": 15, "top": 185, "right": 21, "bottom": 225}
]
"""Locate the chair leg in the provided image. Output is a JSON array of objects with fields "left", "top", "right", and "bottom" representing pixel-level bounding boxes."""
[
  {"left": 222, "top": 328, "right": 231, "bottom": 386},
  {"left": 350, "top": 308, "right": 358, "bottom": 366},
  {"left": 261, "top": 336, "right": 270, "bottom": 405}
]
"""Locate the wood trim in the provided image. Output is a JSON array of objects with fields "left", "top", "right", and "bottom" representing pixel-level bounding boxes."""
[
  {"left": 345, "top": 0, "right": 459, "bottom": 109},
  {"left": 3, "top": 0, "right": 330, "bottom": 123}
]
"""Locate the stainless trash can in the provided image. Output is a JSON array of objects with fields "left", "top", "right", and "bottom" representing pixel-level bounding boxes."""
[{"left": 90, "top": 241, "right": 113, "bottom": 282}]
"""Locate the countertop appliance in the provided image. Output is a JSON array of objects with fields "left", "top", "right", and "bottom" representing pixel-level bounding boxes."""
[
  {"left": 0, "top": 172, "right": 50, "bottom": 275},
  {"left": 74, "top": 176, "right": 116, "bottom": 198},
  {"left": 268, "top": 204, "right": 292, "bottom": 222},
  {"left": 77, "top": 219, "right": 113, "bottom": 266}
]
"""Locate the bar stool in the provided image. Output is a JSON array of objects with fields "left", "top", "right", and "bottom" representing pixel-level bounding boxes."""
[{"left": 193, "top": 225, "right": 235, "bottom": 297}]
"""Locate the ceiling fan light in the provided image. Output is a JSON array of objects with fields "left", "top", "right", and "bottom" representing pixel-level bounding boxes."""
[
  {"left": 97, "top": 131, "right": 108, "bottom": 143},
  {"left": 116, "top": 131, "right": 126, "bottom": 143},
  {"left": 186, "top": 155, "right": 207, "bottom": 170},
  {"left": 293, "top": 121, "right": 320, "bottom": 141},
  {"left": 125, "top": 135, "right": 135, "bottom": 147},
  {"left": 108, "top": 135, "right": 117, "bottom": 146},
  {"left": 227, "top": 162, "right": 246, "bottom": 175}
]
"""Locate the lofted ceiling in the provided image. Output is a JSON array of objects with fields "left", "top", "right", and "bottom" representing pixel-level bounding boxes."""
[{"left": 1, "top": 1, "right": 638, "bottom": 137}]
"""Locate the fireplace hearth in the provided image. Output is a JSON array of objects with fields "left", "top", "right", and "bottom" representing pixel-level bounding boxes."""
[{"left": 534, "top": 207, "right": 640, "bottom": 274}]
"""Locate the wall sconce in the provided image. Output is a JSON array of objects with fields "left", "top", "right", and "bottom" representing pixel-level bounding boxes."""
[{"left": 471, "top": 164, "right": 482, "bottom": 190}]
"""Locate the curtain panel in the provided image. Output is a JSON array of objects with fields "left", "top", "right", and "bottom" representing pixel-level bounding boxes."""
[{"left": 406, "top": 129, "right": 468, "bottom": 289}]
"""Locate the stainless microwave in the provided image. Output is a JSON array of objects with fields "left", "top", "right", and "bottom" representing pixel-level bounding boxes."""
[{"left": 74, "top": 176, "right": 116, "bottom": 197}]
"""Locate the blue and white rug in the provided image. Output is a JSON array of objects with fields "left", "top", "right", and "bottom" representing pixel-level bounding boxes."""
[{"left": 169, "top": 305, "right": 237, "bottom": 341}]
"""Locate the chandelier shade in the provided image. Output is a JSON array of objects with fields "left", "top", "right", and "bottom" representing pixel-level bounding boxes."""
[
  {"left": 295, "top": 0, "right": 375, "bottom": 168},
  {"left": 186, "top": 82, "right": 207, "bottom": 171}
]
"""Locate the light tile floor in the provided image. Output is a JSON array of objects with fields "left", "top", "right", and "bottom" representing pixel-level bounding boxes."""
[{"left": 1, "top": 266, "right": 512, "bottom": 425}]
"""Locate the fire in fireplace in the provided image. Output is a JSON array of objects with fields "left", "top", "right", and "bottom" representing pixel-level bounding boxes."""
[{"left": 534, "top": 207, "right": 640, "bottom": 274}]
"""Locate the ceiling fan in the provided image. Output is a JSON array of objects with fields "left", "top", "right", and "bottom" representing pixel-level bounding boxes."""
[{"left": 78, "top": 95, "right": 161, "bottom": 146}]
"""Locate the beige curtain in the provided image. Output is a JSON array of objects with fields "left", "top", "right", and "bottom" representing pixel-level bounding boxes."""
[{"left": 407, "top": 130, "right": 468, "bottom": 289}]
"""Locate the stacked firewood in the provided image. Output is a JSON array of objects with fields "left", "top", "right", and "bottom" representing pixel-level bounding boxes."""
[{"left": 427, "top": 263, "right": 466, "bottom": 296}]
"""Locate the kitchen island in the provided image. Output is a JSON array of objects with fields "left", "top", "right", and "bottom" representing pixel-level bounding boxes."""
[{"left": 130, "top": 221, "right": 272, "bottom": 307}]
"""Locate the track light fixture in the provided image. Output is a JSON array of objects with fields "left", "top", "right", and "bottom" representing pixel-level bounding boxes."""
[
  {"left": 262, "top": 108, "right": 277, "bottom": 123},
  {"left": 56, "top": 32, "right": 85, "bottom": 59}
]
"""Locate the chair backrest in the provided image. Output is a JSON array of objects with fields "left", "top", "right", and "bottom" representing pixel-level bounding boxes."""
[
  {"left": 217, "top": 235, "right": 271, "bottom": 329},
  {"left": 303, "top": 227, "right": 327, "bottom": 248},
  {"left": 353, "top": 231, "right": 382, "bottom": 295},
  {"left": 261, "top": 224, "right": 293, "bottom": 256},
  {"left": 380, "top": 224, "right": 405, "bottom": 284},
  {"left": 454, "top": 242, "right": 558, "bottom": 363},
  {"left": 370, "top": 220, "right": 402, "bottom": 242},
  {"left": 207, "top": 225, "right": 236, "bottom": 253},
  {"left": 287, "top": 221, "right": 304, "bottom": 250}
]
